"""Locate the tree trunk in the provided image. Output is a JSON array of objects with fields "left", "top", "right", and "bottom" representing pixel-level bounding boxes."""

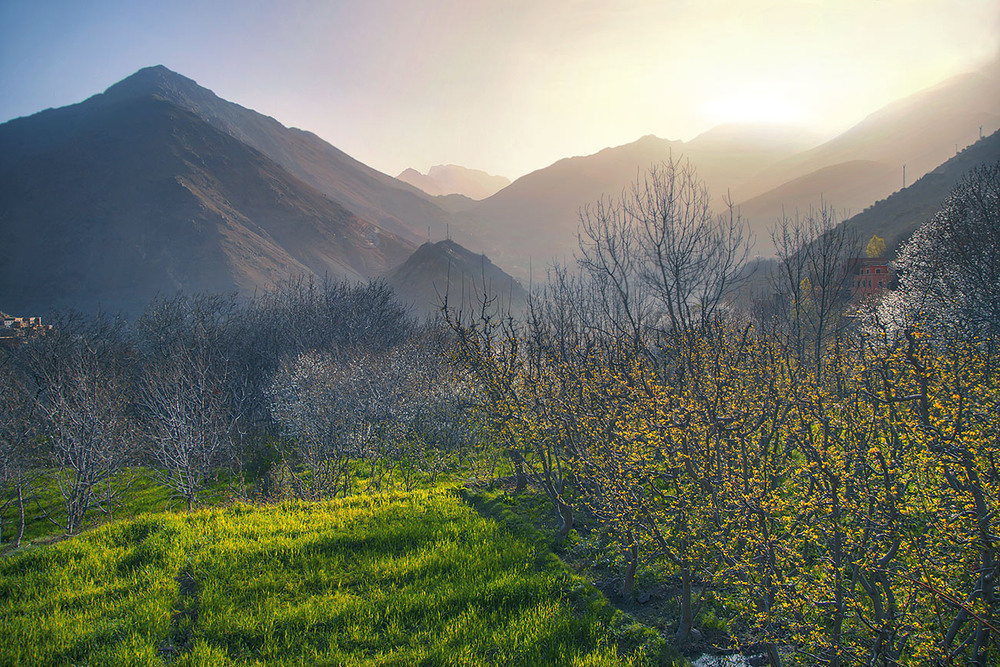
[
  {"left": 759, "top": 643, "right": 782, "bottom": 667},
  {"left": 509, "top": 449, "right": 527, "bottom": 492},
  {"left": 831, "top": 481, "right": 844, "bottom": 667},
  {"left": 677, "top": 561, "right": 693, "bottom": 645},
  {"left": 622, "top": 539, "right": 638, "bottom": 598},
  {"left": 555, "top": 497, "right": 573, "bottom": 540},
  {"left": 16, "top": 480, "right": 25, "bottom": 548}
]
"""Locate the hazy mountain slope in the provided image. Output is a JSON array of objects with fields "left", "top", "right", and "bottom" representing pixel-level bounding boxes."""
[
  {"left": 88, "top": 66, "right": 455, "bottom": 244},
  {"left": 386, "top": 239, "right": 527, "bottom": 316},
  {"left": 753, "top": 64, "right": 999, "bottom": 193},
  {"left": 456, "top": 129, "right": 816, "bottom": 276},
  {"left": 0, "top": 97, "right": 413, "bottom": 315},
  {"left": 430, "top": 193, "right": 481, "bottom": 214},
  {"left": 842, "top": 129, "right": 1000, "bottom": 256},
  {"left": 738, "top": 160, "right": 898, "bottom": 255},
  {"left": 455, "top": 60, "right": 998, "bottom": 273},
  {"left": 735, "top": 59, "right": 1000, "bottom": 241}
]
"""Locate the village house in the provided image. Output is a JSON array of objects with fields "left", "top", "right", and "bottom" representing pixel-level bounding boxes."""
[
  {"left": 0, "top": 310, "right": 51, "bottom": 347},
  {"left": 845, "top": 257, "right": 894, "bottom": 301}
]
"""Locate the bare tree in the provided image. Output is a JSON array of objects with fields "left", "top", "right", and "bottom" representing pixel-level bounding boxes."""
[
  {"left": 134, "top": 295, "right": 248, "bottom": 510},
  {"left": 230, "top": 278, "right": 415, "bottom": 433},
  {"left": 572, "top": 160, "right": 753, "bottom": 643},
  {"left": 24, "top": 312, "right": 133, "bottom": 534},
  {"left": 0, "top": 352, "right": 39, "bottom": 548},
  {"left": 445, "top": 262, "right": 598, "bottom": 539},
  {"left": 137, "top": 348, "right": 240, "bottom": 511},
  {"left": 267, "top": 350, "right": 360, "bottom": 500},
  {"left": 578, "top": 158, "right": 752, "bottom": 352},
  {"left": 770, "top": 203, "right": 857, "bottom": 384}
]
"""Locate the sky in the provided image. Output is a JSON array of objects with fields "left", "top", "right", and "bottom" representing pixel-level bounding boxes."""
[{"left": 1, "top": 0, "right": 998, "bottom": 180}]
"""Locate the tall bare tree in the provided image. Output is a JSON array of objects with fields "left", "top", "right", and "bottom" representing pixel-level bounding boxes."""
[
  {"left": 25, "top": 312, "right": 132, "bottom": 534},
  {"left": 135, "top": 295, "right": 247, "bottom": 510},
  {"left": 578, "top": 158, "right": 752, "bottom": 352},
  {"left": 770, "top": 203, "right": 856, "bottom": 384},
  {"left": 0, "top": 352, "right": 38, "bottom": 548}
]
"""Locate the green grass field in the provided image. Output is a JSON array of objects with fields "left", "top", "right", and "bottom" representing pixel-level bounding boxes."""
[
  {"left": 1, "top": 489, "right": 671, "bottom": 666},
  {"left": 0, "top": 468, "right": 233, "bottom": 549}
]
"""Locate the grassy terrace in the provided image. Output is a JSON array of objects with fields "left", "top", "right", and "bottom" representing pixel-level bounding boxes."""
[{"left": 0, "top": 489, "right": 669, "bottom": 666}]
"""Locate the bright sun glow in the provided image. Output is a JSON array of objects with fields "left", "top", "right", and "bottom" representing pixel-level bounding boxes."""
[{"left": 701, "top": 93, "right": 806, "bottom": 127}]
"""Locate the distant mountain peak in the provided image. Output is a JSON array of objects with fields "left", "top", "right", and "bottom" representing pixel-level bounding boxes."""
[
  {"left": 397, "top": 164, "right": 509, "bottom": 200},
  {"left": 0, "top": 65, "right": 430, "bottom": 314}
]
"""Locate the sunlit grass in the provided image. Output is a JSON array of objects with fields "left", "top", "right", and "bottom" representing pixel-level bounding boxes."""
[
  {"left": 1, "top": 468, "right": 226, "bottom": 548},
  {"left": 1, "top": 489, "right": 662, "bottom": 666}
]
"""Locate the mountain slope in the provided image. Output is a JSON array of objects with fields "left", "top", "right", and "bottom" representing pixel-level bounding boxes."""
[
  {"left": 455, "top": 129, "right": 815, "bottom": 276},
  {"left": 737, "top": 160, "right": 898, "bottom": 255},
  {"left": 386, "top": 239, "right": 527, "bottom": 316},
  {"left": 842, "top": 129, "right": 1000, "bottom": 256},
  {"left": 88, "top": 66, "right": 455, "bottom": 244},
  {"left": 736, "top": 59, "right": 1000, "bottom": 241},
  {"left": 748, "top": 64, "right": 1000, "bottom": 196},
  {"left": 0, "top": 96, "right": 413, "bottom": 315}
]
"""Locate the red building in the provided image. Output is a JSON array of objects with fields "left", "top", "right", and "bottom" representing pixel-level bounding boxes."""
[{"left": 846, "top": 257, "right": 893, "bottom": 300}]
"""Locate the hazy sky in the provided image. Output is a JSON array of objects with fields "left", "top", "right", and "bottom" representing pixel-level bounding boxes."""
[{"left": 2, "top": 0, "right": 998, "bottom": 179}]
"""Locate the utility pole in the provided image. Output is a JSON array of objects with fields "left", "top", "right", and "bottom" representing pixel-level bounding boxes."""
[{"left": 902, "top": 164, "right": 906, "bottom": 189}]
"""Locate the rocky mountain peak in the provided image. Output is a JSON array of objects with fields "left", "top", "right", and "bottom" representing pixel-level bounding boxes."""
[{"left": 100, "top": 65, "right": 206, "bottom": 105}]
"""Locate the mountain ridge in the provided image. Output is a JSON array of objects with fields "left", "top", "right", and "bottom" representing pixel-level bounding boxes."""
[
  {"left": 453, "top": 59, "right": 1000, "bottom": 275},
  {"left": 89, "top": 65, "right": 455, "bottom": 244},
  {"left": 0, "top": 91, "right": 414, "bottom": 315},
  {"left": 4, "top": 62, "right": 998, "bottom": 315}
]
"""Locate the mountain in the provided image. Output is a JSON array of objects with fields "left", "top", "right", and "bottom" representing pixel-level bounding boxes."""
[
  {"left": 455, "top": 128, "right": 818, "bottom": 277},
  {"left": 736, "top": 160, "right": 899, "bottom": 255},
  {"left": 842, "top": 129, "right": 1000, "bottom": 256},
  {"left": 737, "top": 58, "right": 1000, "bottom": 248},
  {"left": 4, "top": 62, "right": 995, "bottom": 315},
  {"left": 0, "top": 84, "right": 414, "bottom": 315},
  {"left": 397, "top": 165, "right": 510, "bottom": 200},
  {"left": 385, "top": 239, "right": 528, "bottom": 317},
  {"left": 684, "top": 124, "right": 821, "bottom": 157},
  {"left": 91, "top": 66, "right": 454, "bottom": 244}
]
